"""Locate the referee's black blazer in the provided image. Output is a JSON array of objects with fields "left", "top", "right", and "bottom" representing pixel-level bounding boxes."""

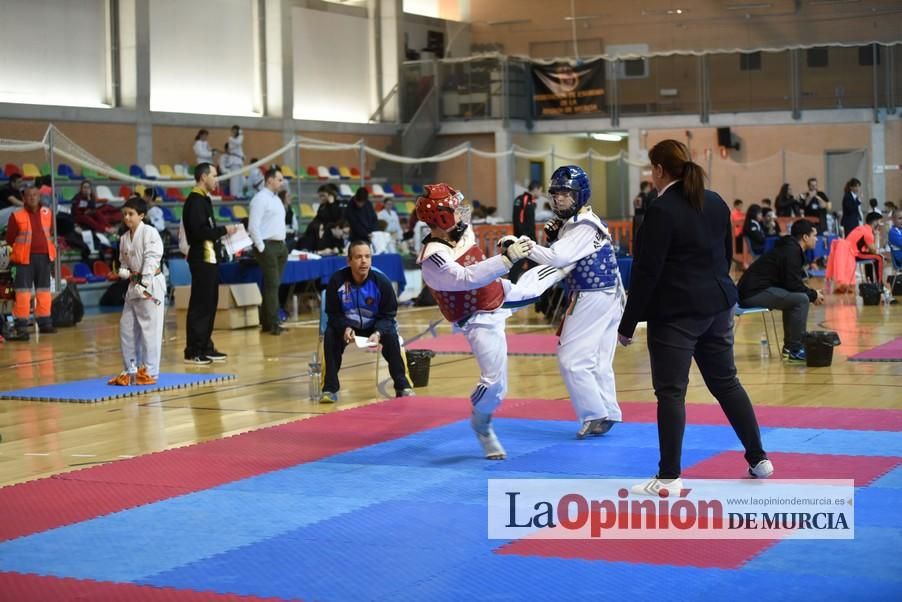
[{"left": 619, "top": 180, "right": 738, "bottom": 339}]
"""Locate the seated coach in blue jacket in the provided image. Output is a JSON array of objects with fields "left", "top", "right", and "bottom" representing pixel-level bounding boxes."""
[{"left": 322, "top": 240, "right": 414, "bottom": 402}]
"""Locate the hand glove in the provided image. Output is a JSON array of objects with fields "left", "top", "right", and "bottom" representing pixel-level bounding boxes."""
[
  {"left": 505, "top": 239, "right": 532, "bottom": 264},
  {"left": 516, "top": 235, "right": 536, "bottom": 252},
  {"left": 118, "top": 268, "right": 131, "bottom": 280},
  {"left": 544, "top": 218, "right": 563, "bottom": 243},
  {"left": 496, "top": 235, "right": 518, "bottom": 250}
]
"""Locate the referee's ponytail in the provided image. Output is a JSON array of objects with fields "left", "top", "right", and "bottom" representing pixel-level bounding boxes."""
[{"left": 648, "top": 139, "right": 707, "bottom": 211}]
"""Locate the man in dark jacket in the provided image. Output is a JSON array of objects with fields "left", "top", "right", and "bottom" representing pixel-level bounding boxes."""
[
  {"left": 183, "top": 163, "right": 237, "bottom": 365},
  {"left": 322, "top": 240, "right": 413, "bottom": 402},
  {"left": 738, "top": 219, "right": 824, "bottom": 362},
  {"left": 513, "top": 181, "right": 541, "bottom": 240},
  {"left": 344, "top": 188, "right": 377, "bottom": 241}
]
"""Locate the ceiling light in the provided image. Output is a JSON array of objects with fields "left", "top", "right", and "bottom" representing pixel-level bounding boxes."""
[
  {"left": 563, "top": 15, "right": 600, "bottom": 21},
  {"left": 666, "top": 8, "right": 686, "bottom": 15},
  {"left": 591, "top": 133, "right": 624, "bottom": 142}
]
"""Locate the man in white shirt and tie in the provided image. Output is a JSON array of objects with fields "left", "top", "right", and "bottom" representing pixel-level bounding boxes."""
[{"left": 248, "top": 167, "right": 288, "bottom": 335}]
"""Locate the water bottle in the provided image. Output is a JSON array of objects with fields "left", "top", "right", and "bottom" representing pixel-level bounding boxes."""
[
  {"left": 291, "top": 295, "right": 299, "bottom": 321},
  {"left": 128, "top": 359, "right": 138, "bottom": 386},
  {"left": 759, "top": 336, "right": 770, "bottom": 359},
  {"left": 308, "top": 352, "right": 322, "bottom": 402}
]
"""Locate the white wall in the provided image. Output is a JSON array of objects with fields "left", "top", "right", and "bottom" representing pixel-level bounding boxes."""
[
  {"left": 293, "top": 7, "right": 372, "bottom": 122},
  {"left": 149, "top": 0, "right": 259, "bottom": 116},
  {"left": 0, "top": 0, "right": 109, "bottom": 108}
]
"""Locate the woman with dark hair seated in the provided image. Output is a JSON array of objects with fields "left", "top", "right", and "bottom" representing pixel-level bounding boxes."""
[{"left": 742, "top": 203, "right": 766, "bottom": 256}]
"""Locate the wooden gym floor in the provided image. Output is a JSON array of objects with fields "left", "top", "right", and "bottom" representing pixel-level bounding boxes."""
[{"left": 0, "top": 278, "right": 899, "bottom": 488}]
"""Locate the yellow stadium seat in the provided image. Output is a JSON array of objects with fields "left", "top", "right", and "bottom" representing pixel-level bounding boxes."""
[
  {"left": 280, "top": 165, "right": 297, "bottom": 179},
  {"left": 300, "top": 204, "right": 316, "bottom": 219},
  {"left": 338, "top": 166, "right": 353, "bottom": 179},
  {"left": 22, "top": 163, "right": 42, "bottom": 179},
  {"left": 231, "top": 205, "right": 249, "bottom": 219},
  {"left": 159, "top": 164, "right": 176, "bottom": 179}
]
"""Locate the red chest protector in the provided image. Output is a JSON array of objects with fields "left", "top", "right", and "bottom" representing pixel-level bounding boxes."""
[{"left": 430, "top": 245, "right": 504, "bottom": 323}]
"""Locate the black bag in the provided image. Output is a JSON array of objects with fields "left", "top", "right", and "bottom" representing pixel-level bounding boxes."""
[
  {"left": 892, "top": 277, "right": 902, "bottom": 297},
  {"left": 52, "top": 282, "right": 85, "bottom": 327},
  {"left": 99, "top": 279, "right": 129, "bottom": 307},
  {"left": 858, "top": 283, "right": 881, "bottom": 306}
]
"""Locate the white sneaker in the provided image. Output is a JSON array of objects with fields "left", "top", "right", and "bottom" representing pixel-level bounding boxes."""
[
  {"left": 630, "top": 477, "right": 683, "bottom": 497},
  {"left": 749, "top": 459, "right": 774, "bottom": 478},
  {"left": 471, "top": 412, "right": 506, "bottom": 460}
]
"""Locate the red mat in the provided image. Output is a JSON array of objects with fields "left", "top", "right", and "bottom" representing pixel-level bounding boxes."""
[
  {"left": 496, "top": 399, "right": 902, "bottom": 431},
  {"left": 407, "top": 333, "right": 559, "bottom": 355},
  {"left": 496, "top": 537, "right": 779, "bottom": 569},
  {"left": 848, "top": 336, "right": 902, "bottom": 361},
  {"left": 682, "top": 450, "right": 901, "bottom": 485},
  {"left": 0, "top": 572, "right": 286, "bottom": 602},
  {"left": 0, "top": 396, "right": 467, "bottom": 542}
]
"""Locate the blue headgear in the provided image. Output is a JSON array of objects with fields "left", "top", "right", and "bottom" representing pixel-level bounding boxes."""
[{"left": 548, "top": 165, "right": 590, "bottom": 219}]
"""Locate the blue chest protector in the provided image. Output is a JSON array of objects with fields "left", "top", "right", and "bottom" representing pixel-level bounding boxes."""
[{"left": 562, "top": 216, "right": 620, "bottom": 292}]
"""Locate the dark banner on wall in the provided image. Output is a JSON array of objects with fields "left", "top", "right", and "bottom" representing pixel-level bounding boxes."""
[{"left": 532, "top": 59, "right": 606, "bottom": 118}]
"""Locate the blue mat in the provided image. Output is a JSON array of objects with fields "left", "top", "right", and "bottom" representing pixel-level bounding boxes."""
[{"left": 0, "top": 373, "right": 236, "bottom": 403}]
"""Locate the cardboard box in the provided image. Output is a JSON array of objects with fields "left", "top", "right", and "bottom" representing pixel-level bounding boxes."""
[
  {"left": 217, "top": 283, "right": 262, "bottom": 309},
  {"left": 173, "top": 286, "right": 191, "bottom": 310},
  {"left": 174, "top": 283, "right": 262, "bottom": 311},
  {"left": 214, "top": 306, "right": 260, "bottom": 330}
]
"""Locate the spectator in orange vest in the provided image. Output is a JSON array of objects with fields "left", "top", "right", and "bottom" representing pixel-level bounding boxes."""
[
  {"left": 731, "top": 198, "right": 745, "bottom": 253},
  {"left": 5, "top": 187, "right": 58, "bottom": 341}
]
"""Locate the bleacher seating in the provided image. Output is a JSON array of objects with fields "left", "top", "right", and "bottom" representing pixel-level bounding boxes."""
[
  {"left": 280, "top": 165, "right": 297, "bottom": 179},
  {"left": 118, "top": 185, "right": 132, "bottom": 199},
  {"left": 350, "top": 167, "right": 361, "bottom": 179},
  {"left": 158, "top": 164, "right": 176, "bottom": 179},
  {"left": 338, "top": 166, "right": 352, "bottom": 179},
  {"left": 95, "top": 185, "right": 119, "bottom": 201},
  {"left": 129, "top": 165, "right": 147, "bottom": 179},
  {"left": 306, "top": 166, "right": 319, "bottom": 179},
  {"left": 143, "top": 164, "right": 162, "bottom": 179},
  {"left": 231, "top": 205, "right": 249, "bottom": 220},
  {"left": 74, "top": 262, "right": 105, "bottom": 283},
  {"left": 22, "top": 163, "right": 42, "bottom": 179},
  {"left": 57, "top": 163, "right": 81, "bottom": 179},
  {"left": 338, "top": 183, "right": 354, "bottom": 199},
  {"left": 317, "top": 166, "right": 331, "bottom": 179},
  {"left": 299, "top": 204, "right": 316, "bottom": 219},
  {"left": 165, "top": 187, "right": 185, "bottom": 202},
  {"left": 4, "top": 164, "right": 22, "bottom": 177},
  {"left": 174, "top": 164, "right": 191, "bottom": 179},
  {"left": 328, "top": 166, "right": 341, "bottom": 179}
]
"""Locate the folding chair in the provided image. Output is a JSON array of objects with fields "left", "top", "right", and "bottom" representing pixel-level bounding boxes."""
[{"left": 734, "top": 305, "right": 781, "bottom": 357}]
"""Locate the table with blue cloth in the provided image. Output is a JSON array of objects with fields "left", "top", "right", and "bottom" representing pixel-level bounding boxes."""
[{"left": 219, "top": 254, "right": 407, "bottom": 293}]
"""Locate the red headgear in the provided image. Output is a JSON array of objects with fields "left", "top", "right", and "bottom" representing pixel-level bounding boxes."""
[{"left": 415, "top": 183, "right": 463, "bottom": 231}]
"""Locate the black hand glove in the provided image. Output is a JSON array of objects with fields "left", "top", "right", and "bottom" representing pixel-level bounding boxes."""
[{"left": 544, "top": 218, "right": 563, "bottom": 243}]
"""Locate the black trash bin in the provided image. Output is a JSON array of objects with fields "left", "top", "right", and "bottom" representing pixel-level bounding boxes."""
[
  {"left": 859, "top": 283, "right": 881, "bottom": 306},
  {"left": 406, "top": 349, "right": 435, "bottom": 387},
  {"left": 802, "top": 331, "right": 841, "bottom": 367}
]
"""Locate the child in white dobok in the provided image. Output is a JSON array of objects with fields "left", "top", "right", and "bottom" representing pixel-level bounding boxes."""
[
  {"left": 528, "top": 165, "right": 624, "bottom": 438},
  {"left": 109, "top": 197, "right": 167, "bottom": 385},
  {"left": 415, "top": 183, "right": 564, "bottom": 459}
]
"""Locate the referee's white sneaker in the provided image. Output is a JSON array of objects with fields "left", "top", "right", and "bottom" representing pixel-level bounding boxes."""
[
  {"left": 630, "top": 477, "right": 683, "bottom": 497},
  {"left": 749, "top": 459, "right": 774, "bottom": 479}
]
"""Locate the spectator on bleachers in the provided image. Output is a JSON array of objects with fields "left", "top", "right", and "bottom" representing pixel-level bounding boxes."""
[
  {"left": 229, "top": 126, "right": 244, "bottom": 163},
  {"left": 1, "top": 173, "right": 24, "bottom": 210},
  {"left": 247, "top": 159, "right": 265, "bottom": 195},
  {"left": 731, "top": 199, "right": 745, "bottom": 253},
  {"left": 5, "top": 187, "right": 57, "bottom": 341},
  {"left": 762, "top": 207, "right": 781, "bottom": 236},
  {"left": 316, "top": 184, "right": 343, "bottom": 225},
  {"left": 279, "top": 189, "right": 298, "bottom": 249},
  {"left": 226, "top": 126, "right": 245, "bottom": 198},
  {"left": 775, "top": 183, "right": 802, "bottom": 217},
  {"left": 801, "top": 177, "right": 830, "bottom": 232},
  {"left": 738, "top": 219, "right": 824, "bottom": 362},
  {"left": 868, "top": 197, "right": 881, "bottom": 216},
  {"left": 841, "top": 178, "right": 863, "bottom": 235},
  {"left": 218, "top": 142, "right": 232, "bottom": 194},
  {"left": 761, "top": 198, "right": 773, "bottom": 210},
  {"left": 889, "top": 208, "right": 902, "bottom": 268},
  {"left": 743, "top": 203, "right": 766, "bottom": 256},
  {"left": 345, "top": 187, "right": 377, "bottom": 241},
  {"left": 318, "top": 219, "right": 350, "bottom": 256},
  {"left": 71, "top": 181, "right": 120, "bottom": 234},
  {"left": 193, "top": 129, "right": 214, "bottom": 165},
  {"left": 377, "top": 198, "right": 402, "bottom": 241},
  {"left": 370, "top": 219, "right": 396, "bottom": 255},
  {"left": 143, "top": 188, "right": 169, "bottom": 246}
]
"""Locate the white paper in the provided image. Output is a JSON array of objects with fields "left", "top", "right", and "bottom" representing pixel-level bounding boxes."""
[
  {"left": 222, "top": 223, "right": 253, "bottom": 255},
  {"left": 354, "top": 335, "right": 378, "bottom": 349}
]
